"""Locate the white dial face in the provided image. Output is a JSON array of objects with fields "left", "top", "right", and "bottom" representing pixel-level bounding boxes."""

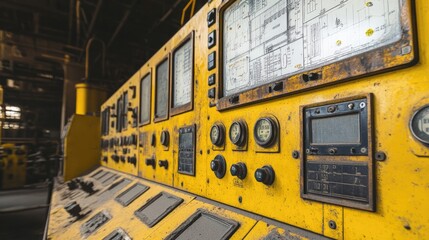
[
  {"left": 255, "top": 119, "right": 273, "bottom": 143},
  {"left": 222, "top": 0, "right": 402, "bottom": 96},
  {"left": 173, "top": 39, "right": 193, "bottom": 107},
  {"left": 211, "top": 126, "right": 219, "bottom": 143},
  {"left": 230, "top": 123, "right": 241, "bottom": 143}
]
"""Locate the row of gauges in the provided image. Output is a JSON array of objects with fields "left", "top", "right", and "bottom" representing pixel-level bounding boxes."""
[{"left": 210, "top": 117, "right": 278, "bottom": 148}]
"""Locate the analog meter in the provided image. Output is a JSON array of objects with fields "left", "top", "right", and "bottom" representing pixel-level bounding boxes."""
[
  {"left": 229, "top": 121, "right": 246, "bottom": 146},
  {"left": 254, "top": 117, "right": 278, "bottom": 147},
  {"left": 210, "top": 124, "right": 225, "bottom": 146}
]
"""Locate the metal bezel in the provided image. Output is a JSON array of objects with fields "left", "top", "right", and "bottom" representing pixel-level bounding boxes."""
[
  {"left": 410, "top": 104, "right": 429, "bottom": 145},
  {"left": 304, "top": 99, "right": 369, "bottom": 156},
  {"left": 229, "top": 121, "right": 246, "bottom": 146},
  {"left": 210, "top": 123, "right": 225, "bottom": 146},
  {"left": 253, "top": 117, "right": 277, "bottom": 148}
]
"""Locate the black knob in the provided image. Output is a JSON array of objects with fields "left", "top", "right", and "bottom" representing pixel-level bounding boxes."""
[
  {"left": 146, "top": 158, "right": 156, "bottom": 169},
  {"left": 67, "top": 179, "right": 79, "bottom": 190},
  {"left": 64, "top": 201, "right": 82, "bottom": 218},
  {"left": 111, "top": 155, "right": 119, "bottom": 162},
  {"left": 158, "top": 160, "right": 168, "bottom": 169},
  {"left": 254, "top": 165, "right": 275, "bottom": 186},
  {"left": 129, "top": 156, "right": 137, "bottom": 166},
  {"left": 102, "top": 156, "right": 108, "bottom": 162},
  {"left": 79, "top": 181, "right": 95, "bottom": 194},
  {"left": 210, "top": 155, "right": 226, "bottom": 179},
  {"left": 160, "top": 131, "right": 169, "bottom": 147},
  {"left": 120, "top": 156, "right": 126, "bottom": 162},
  {"left": 230, "top": 162, "right": 247, "bottom": 180}
]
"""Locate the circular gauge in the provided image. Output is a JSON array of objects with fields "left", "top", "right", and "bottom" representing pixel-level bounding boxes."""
[
  {"left": 210, "top": 124, "right": 225, "bottom": 146},
  {"left": 410, "top": 105, "right": 429, "bottom": 144},
  {"left": 229, "top": 121, "right": 246, "bottom": 146},
  {"left": 160, "top": 130, "right": 169, "bottom": 146},
  {"left": 254, "top": 117, "right": 278, "bottom": 147}
]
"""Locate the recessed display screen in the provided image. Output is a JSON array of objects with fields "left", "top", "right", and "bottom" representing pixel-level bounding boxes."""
[
  {"left": 156, "top": 59, "right": 169, "bottom": 119},
  {"left": 173, "top": 39, "right": 193, "bottom": 108},
  {"left": 140, "top": 74, "right": 151, "bottom": 124},
  {"left": 178, "top": 125, "right": 195, "bottom": 175},
  {"left": 311, "top": 114, "right": 360, "bottom": 144},
  {"left": 222, "top": 0, "right": 402, "bottom": 96}
]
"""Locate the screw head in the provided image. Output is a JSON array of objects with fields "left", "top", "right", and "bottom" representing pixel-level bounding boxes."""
[
  {"left": 359, "top": 102, "right": 366, "bottom": 109},
  {"left": 329, "top": 220, "right": 337, "bottom": 229}
]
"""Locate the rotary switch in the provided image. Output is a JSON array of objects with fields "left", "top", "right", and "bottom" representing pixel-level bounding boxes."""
[
  {"left": 254, "top": 165, "right": 275, "bottom": 186},
  {"left": 160, "top": 130, "right": 169, "bottom": 147},
  {"left": 145, "top": 158, "right": 156, "bottom": 169},
  {"left": 210, "top": 155, "right": 226, "bottom": 179},
  {"left": 230, "top": 162, "right": 247, "bottom": 180}
]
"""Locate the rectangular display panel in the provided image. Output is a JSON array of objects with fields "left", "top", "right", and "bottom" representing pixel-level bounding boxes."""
[
  {"left": 165, "top": 210, "right": 239, "bottom": 240},
  {"left": 155, "top": 59, "right": 169, "bottom": 120},
  {"left": 302, "top": 96, "right": 373, "bottom": 211},
  {"left": 173, "top": 38, "right": 193, "bottom": 108},
  {"left": 311, "top": 114, "right": 360, "bottom": 144},
  {"left": 178, "top": 125, "right": 195, "bottom": 175},
  {"left": 140, "top": 73, "right": 151, "bottom": 125},
  {"left": 222, "top": 0, "right": 403, "bottom": 97},
  {"left": 115, "top": 183, "right": 149, "bottom": 207},
  {"left": 135, "top": 192, "right": 183, "bottom": 227},
  {"left": 306, "top": 162, "right": 369, "bottom": 201}
]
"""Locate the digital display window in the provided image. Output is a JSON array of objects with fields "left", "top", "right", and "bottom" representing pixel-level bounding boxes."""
[
  {"left": 172, "top": 36, "right": 193, "bottom": 115},
  {"left": 311, "top": 114, "right": 360, "bottom": 145},
  {"left": 140, "top": 73, "right": 151, "bottom": 125},
  {"left": 222, "top": 0, "right": 403, "bottom": 97},
  {"left": 155, "top": 59, "right": 169, "bottom": 121}
]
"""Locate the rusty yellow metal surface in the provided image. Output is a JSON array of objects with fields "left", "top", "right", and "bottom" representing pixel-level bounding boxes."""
[
  {"left": 0, "top": 144, "right": 26, "bottom": 189},
  {"left": 63, "top": 115, "right": 100, "bottom": 181},
  {"left": 94, "top": 0, "right": 429, "bottom": 239},
  {"left": 75, "top": 83, "right": 107, "bottom": 116}
]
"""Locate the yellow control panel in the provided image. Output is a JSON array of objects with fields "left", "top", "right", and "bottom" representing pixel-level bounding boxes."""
[{"left": 82, "top": 0, "right": 429, "bottom": 239}]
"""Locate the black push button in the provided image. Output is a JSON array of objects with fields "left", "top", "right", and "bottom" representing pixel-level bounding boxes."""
[
  {"left": 255, "top": 165, "right": 275, "bottom": 185},
  {"left": 208, "top": 73, "right": 215, "bottom": 86},
  {"left": 210, "top": 155, "right": 226, "bottom": 179},
  {"left": 208, "top": 30, "right": 216, "bottom": 49},
  {"left": 208, "top": 52, "right": 216, "bottom": 70},
  {"left": 230, "top": 162, "right": 247, "bottom": 180},
  {"left": 208, "top": 88, "right": 215, "bottom": 99},
  {"left": 207, "top": 8, "right": 216, "bottom": 27}
]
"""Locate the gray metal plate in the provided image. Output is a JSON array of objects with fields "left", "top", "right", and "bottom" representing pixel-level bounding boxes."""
[
  {"left": 115, "top": 183, "right": 149, "bottom": 206},
  {"left": 166, "top": 209, "right": 239, "bottom": 240},
  {"left": 135, "top": 192, "right": 183, "bottom": 227},
  {"left": 103, "top": 228, "right": 131, "bottom": 240},
  {"left": 98, "top": 178, "right": 132, "bottom": 201}
]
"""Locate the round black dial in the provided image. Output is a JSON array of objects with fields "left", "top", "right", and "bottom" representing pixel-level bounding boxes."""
[
  {"left": 229, "top": 121, "right": 247, "bottom": 146},
  {"left": 210, "top": 124, "right": 225, "bottom": 146},
  {"left": 254, "top": 117, "right": 278, "bottom": 147}
]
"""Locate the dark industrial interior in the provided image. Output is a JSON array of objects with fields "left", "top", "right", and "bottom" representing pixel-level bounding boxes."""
[{"left": 0, "top": 0, "right": 204, "bottom": 239}]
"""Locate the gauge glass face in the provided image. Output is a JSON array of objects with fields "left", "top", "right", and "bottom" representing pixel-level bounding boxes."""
[
  {"left": 411, "top": 106, "right": 429, "bottom": 144},
  {"left": 255, "top": 119, "right": 273, "bottom": 144},
  {"left": 210, "top": 126, "right": 220, "bottom": 144},
  {"left": 230, "top": 122, "right": 242, "bottom": 143}
]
